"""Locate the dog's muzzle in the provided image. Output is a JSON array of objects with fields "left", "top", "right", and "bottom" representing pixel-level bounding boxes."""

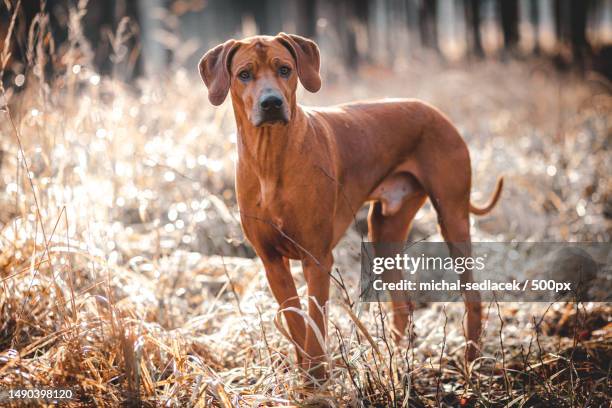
[{"left": 255, "top": 93, "right": 288, "bottom": 126}]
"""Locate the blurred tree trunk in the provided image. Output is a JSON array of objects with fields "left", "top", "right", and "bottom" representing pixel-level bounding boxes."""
[
  {"left": 84, "top": 0, "right": 115, "bottom": 74},
  {"left": 352, "top": 0, "right": 369, "bottom": 65},
  {"left": 499, "top": 0, "right": 519, "bottom": 50},
  {"left": 569, "top": 0, "right": 591, "bottom": 67},
  {"left": 418, "top": 0, "right": 438, "bottom": 51},
  {"left": 114, "top": 0, "right": 142, "bottom": 80},
  {"left": 295, "top": 0, "right": 316, "bottom": 38},
  {"left": 248, "top": 0, "right": 271, "bottom": 34},
  {"left": 529, "top": 0, "right": 540, "bottom": 54},
  {"left": 553, "top": 0, "right": 570, "bottom": 44},
  {"left": 332, "top": 0, "right": 368, "bottom": 70},
  {"left": 405, "top": 0, "right": 419, "bottom": 57},
  {"left": 553, "top": 0, "right": 591, "bottom": 68},
  {"left": 590, "top": 1, "right": 610, "bottom": 80},
  {"left": 464, "top": 0, "right": 483, "bottom": 57},
  {"left": 256, "top": 0, "right": 285, "bottom": 34},
  {"left": 405, "top": 0, "right": 419, "bottom": 32},
  {"left": 138, "top": 0, "right": 167, "bottom": 76}
]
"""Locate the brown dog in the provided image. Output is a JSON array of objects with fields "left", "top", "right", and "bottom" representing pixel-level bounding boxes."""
[{"left": 199, "top": 33, "right": 503, "bottom": 379}]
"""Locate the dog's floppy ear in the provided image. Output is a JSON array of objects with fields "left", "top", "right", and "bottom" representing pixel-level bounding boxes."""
[
  {"left": 198, "top": 39, "right": 239, "bottom": 105},
  {"left": 277, "top": 33, "right": 321, "bottom": 93}
]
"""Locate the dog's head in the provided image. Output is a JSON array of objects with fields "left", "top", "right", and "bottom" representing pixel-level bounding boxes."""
[{"left": 199, "top": 33, "right": 321, "bottom": 127}]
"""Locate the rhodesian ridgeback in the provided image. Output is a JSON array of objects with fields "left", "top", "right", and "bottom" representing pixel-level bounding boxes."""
[{"left": 199, "top": 33, "right": 503, "bottom": 380}]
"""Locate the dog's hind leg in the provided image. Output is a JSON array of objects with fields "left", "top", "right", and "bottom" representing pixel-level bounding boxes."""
[
  {"left": 432, "top": 193, "right": 482, "bottom": 362},
  {"left": 368, "top": 190, "right": 427, "bottom": 341},
  {"left": 414, "top": 131, "right": 483, "bottom": 361}
]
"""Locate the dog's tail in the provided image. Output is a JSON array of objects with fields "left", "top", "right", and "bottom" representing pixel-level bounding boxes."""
[{"left": 470, "top": 177, "right": 504, "bottom": 216}]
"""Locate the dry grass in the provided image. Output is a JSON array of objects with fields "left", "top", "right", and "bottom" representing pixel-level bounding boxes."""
[{"left": 1, "top": 3, "right": 611, "bottom": 407}]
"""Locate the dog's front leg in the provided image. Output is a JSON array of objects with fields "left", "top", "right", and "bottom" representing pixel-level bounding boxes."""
[
  {"left": 302, "top": 254, "right": 332, "bottom": 382},
  {"left": 262, "top": 255, "right": 306, "bottom": 365}
]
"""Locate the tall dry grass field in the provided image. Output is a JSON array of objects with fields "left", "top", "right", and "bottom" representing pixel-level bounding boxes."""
[{"left": 0, "top": 2, "right": 610, "bottom": 407}]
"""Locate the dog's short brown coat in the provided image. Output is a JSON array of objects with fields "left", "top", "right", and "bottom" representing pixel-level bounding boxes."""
[{"left": 200, "top": 33, "right": 503, "bottom": 379}]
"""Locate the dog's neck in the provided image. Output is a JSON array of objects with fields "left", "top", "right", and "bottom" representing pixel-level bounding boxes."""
[{"left": 234, "top": 104, "right": 307, "bottom": 182}]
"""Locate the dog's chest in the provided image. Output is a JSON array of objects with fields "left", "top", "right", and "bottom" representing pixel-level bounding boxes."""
[
  {"left": 252, "top": 178, "right": 304, "bottom": 230},
  {"left": 237, "top": 169, "right": 333, "bottom": 257}
]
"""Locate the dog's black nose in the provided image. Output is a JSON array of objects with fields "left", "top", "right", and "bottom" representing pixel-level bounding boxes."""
[{"left": 260, "top": 95, "right": 283, "bottom": 111}]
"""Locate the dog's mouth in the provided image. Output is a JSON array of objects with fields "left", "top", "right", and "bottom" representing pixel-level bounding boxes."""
[
  {"left": 254, "top": 115, "right": 289, "bottom": 127},
  {"left": 256, "top": 119, "right": 288, "bottom": 127}
]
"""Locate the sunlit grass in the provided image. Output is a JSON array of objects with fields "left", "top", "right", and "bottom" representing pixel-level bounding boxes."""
[{"left": 0, "top": 3, "right": 611, "bottom": 406}]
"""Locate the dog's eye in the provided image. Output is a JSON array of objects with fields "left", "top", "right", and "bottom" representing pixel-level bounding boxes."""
[
  {"left": 238, "top": 70, "right": 251, "bottom": 81},
  {"left": 278, "top": 66, "right": 291, "bottom": 78}
]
